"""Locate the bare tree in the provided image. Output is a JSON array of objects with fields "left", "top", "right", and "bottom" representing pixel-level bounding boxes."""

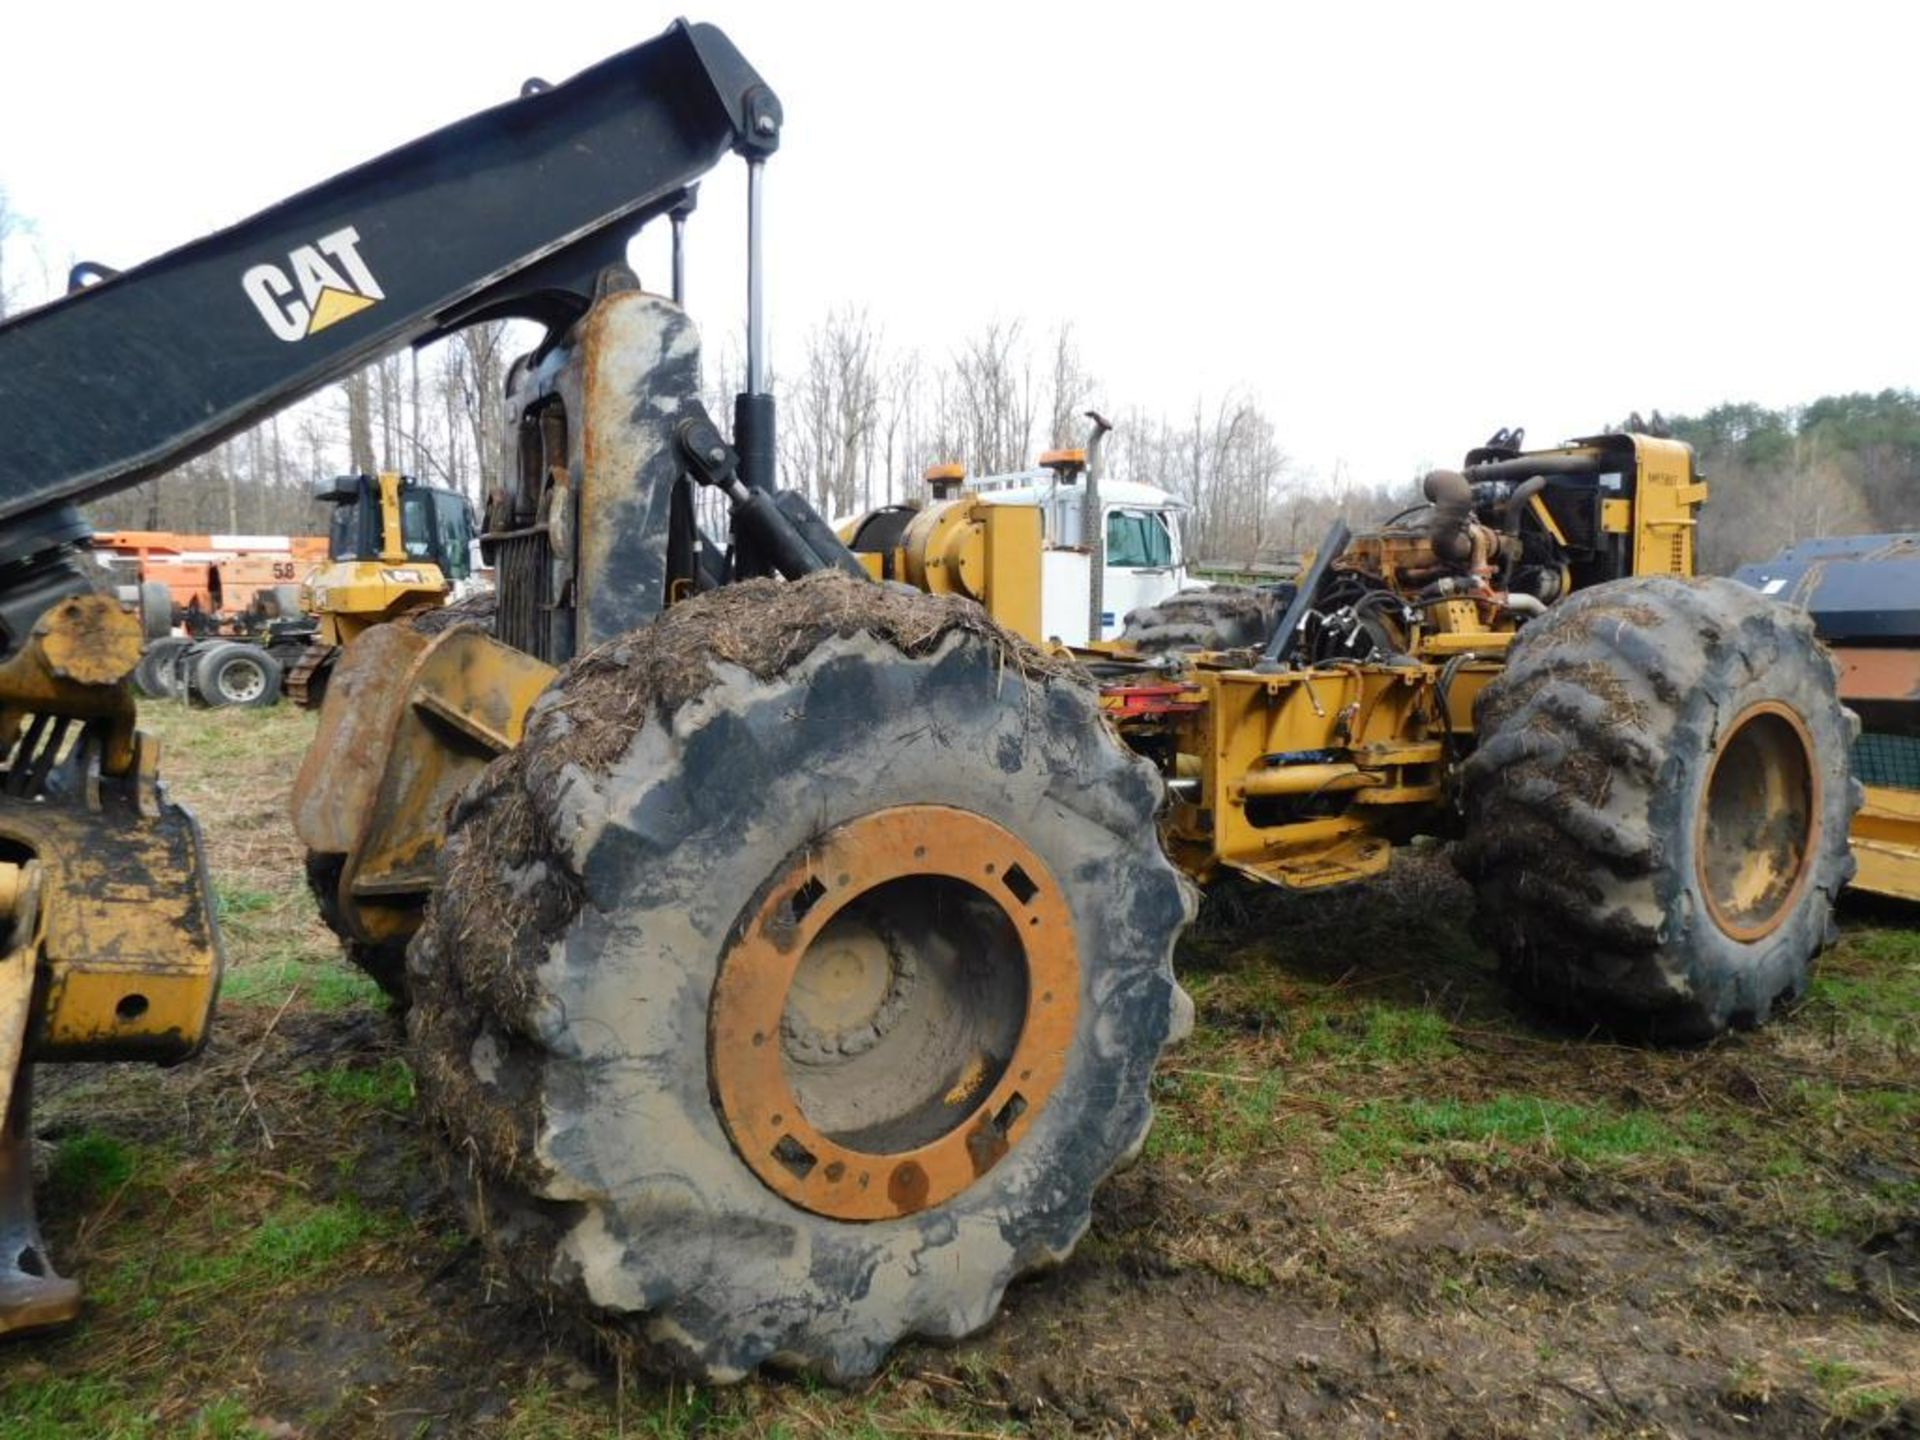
[
  {"left": 783, "top": 308, "right": 882, "bottom": 517},
  {"left": 1044, "top": 325, "right": 1095, "bottom": 451},
  {"left": 343, "top": 370, "right": 378, "bottom": 475},
  {"left": 951, "top": 321, "right": 1036, "bottom": 475},
  {"left": 376, "top": 354, "right": 405, "bottom": 472},
  {"left": 455, "top": 323, "right": 508, "bottom": 502},
  {"left": 0, "top": 187, "right": 34, "bottom": 320},
  {"left": 409, "top": 348, "right": 424, "bottom": 479},
  {"left": 877, "top": 350, "right": 925, "bottom": 505}
]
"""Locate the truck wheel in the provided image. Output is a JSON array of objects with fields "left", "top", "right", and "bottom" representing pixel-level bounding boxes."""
[
  {"left": 1120, "top": 583, "right": 1289, "bottom": 653},
  {"left": 406, "top": 574, "right": 1194, "bottom": 1382},
  {"left": 192, "top": 642, "right": 282, "bottom": 709},
  {"left": 133, "top": 637, "right": 193, "bottom": 699},
  {"left": 1456, "top": 576, "right": 1859, "bottom": 1041}
]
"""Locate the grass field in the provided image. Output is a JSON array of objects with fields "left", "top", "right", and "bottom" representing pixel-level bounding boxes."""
[{"left": 4, "top": 703, "right": 1916, "bottom": 1438}]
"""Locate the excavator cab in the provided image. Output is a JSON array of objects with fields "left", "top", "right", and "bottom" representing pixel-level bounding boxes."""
[
  {"left": 286, "top": 475, "right": 475, "bottom": 705},
  {"left": 317, "top": 473, "right": 474, "bottom": 579}
]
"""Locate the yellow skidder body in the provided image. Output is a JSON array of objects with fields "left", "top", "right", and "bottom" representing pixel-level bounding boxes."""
[
  {"left": 837, "top": 493, "right": 1044, "bottom": 643},
  {"left": 836, "top": 429, "right": 1857, "bottom": 1044}
]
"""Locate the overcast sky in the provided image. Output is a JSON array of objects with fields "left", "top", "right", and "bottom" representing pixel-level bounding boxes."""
[{"left": 5, "top": 2, "right": 1916, "bottom": 487}]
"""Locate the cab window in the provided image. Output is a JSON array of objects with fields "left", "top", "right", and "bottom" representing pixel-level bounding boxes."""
[
  {"left": 1106, "top": 510, "right": 1173, "bottom": 568},
  {"left": 430, "top": 490, "right": 474, "bottom": 580},
  {"left": 328, "top": 495, "right": 377, "bottom": 561},
  {"left": 400, "top": 490, "right": 435, "bottom": 561}
]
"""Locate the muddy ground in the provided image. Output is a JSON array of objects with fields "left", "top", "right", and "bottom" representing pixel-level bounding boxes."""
[{"left": 4, "top": 705, "right": 1917, "bottom": 1438}]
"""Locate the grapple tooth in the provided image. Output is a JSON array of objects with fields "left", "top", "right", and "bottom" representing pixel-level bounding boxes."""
[{"left": 0, "top": 1062, "right": 80, "bottom": 1337}]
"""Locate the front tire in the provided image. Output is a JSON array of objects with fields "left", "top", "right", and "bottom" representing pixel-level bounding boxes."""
[
  {"left": 1456, "top": 576, "right": 1859, "bottom": 1041},
  {"left": 407, "top": 575, "right": 1194, "bottom": 1381}
]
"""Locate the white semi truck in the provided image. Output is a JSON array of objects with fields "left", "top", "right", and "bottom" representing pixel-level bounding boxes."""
[{"left": 965, "top": 449, "right": 1190, "bottom": 645}]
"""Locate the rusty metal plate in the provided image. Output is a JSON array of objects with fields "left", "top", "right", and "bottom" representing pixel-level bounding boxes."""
[
  {"left": 290, "top": 623, "right": 430, "bottom": 856},
  {"left": 709, "top": 805, "right": 1079, "bottom": 1222},
  {"left": 1831, "top": 646, "right": 1920, "bottom": 705}
]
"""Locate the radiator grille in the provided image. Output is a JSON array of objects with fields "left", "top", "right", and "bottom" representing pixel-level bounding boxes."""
[{"left": 491, "top": 529, "right": 555, "bottom": 664}]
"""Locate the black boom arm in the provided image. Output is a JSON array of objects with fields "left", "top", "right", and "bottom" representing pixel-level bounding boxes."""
[{"left": 0, "top": 20, "right": 779, "bottom": 533}]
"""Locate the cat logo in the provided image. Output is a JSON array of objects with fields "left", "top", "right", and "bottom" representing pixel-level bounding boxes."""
[{"left": 241, "top": 226, "right": 384, "bottom": 343}]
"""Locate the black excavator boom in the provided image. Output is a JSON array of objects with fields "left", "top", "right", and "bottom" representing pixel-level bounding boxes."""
[{"left": 0, "top": 19, "right": 778, "bottom": 537}]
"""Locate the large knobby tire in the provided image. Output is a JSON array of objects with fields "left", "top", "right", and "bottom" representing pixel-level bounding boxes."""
[
  {"left": 1120, "top": 583, "right": 1289, "bottom": 654},
  {"left": 407, "top": 574, "right": 1194, "bottom": 1382},
  {"left": 1455, "top": 576, "right": 1859, "bottom": 1041},
  {"left": 304, "top": 853, "right": 410, "bottom": 1007},
  {"left": 406, "top": 589, "right": 498, "bottom": 637}
]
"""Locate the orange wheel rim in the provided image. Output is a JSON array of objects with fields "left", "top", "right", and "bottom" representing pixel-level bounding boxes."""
[
  {"left": 709, "top": 805, "right": 1079, "bottom": 1221},
  {"left": 1695, "top": 701, "right": 1821, "bottom": 943}
]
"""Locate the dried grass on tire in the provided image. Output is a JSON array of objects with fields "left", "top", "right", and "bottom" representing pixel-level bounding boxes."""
[{"left": 412, "top": 573, "right": 1085, "bottom": 1193}]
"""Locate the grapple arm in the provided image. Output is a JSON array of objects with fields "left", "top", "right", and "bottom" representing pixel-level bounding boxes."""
[{"left": 0, "top": 20, "right": 777, "bottom": 534}]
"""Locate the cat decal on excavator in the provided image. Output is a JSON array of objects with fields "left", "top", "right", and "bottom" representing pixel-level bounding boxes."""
[{"left": 240, "top": 225, "right": 384, "bottom": 341}]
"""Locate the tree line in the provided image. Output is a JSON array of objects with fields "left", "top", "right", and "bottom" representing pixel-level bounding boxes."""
[
  {"left": 5, "top": 187, "right": 1910, "bottom": 567},
  {"left": 1658, "top": 391, "right": 1919, "bottom": 573},
  {"left": 739, "top": 309, "right": 1349, "bottom": 567},
  {"left": 79, "top": 330, "right": 510, "bottom": 538}
]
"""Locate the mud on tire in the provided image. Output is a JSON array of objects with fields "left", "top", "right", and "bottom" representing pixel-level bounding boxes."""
[
  {"left": 1455, "top": 576, "right": 1859, "bottom": 1041},
  {"left": 1119, "top": 583, "right": 1289, "bottom": 654},
  {"left": 406, "top": 574, "right": 1194, "bottom": 1382}
]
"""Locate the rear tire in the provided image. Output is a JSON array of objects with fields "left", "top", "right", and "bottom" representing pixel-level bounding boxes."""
[
  {"left": 133, "top": 637, "right": 192, "bottom": 699},
  {"left": 192, "top": 642, "right": 281, "bottom": 709},
  {"left": 1456, "top": 576, "right": 1859, "bottom": 1041},
  {"left": 138, "top": 581, "right": 175, "bottom": 641},
  {"left": 304, "top": 853, "right": 409, "bottom": 1009},
  {"left": 1120, "top": 583, "right": 1289, "bottom": 654},
  {"left": 407, "top": 574, "right": 1194, "bottom": 1382}
]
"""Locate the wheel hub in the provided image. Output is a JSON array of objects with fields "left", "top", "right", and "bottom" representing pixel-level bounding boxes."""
[
  {"left": 220, "top": 659, "right": 266, "bottom": 703},
  {"left": 709, "top": 805, "right": 1078, "bottom": 1221},
  {"left": 782, "top": 917, "right": 912, "bottom": 1063}
]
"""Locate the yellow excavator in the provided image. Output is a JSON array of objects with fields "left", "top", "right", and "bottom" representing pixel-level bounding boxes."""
[{"left": 284, "top": 472, "right": 475, "bottom": 706}]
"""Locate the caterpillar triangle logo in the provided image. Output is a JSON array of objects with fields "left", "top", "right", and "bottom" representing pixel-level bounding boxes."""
[
  {"left": 307, "top": 286, "right": 377, "bottom": 334},
  {"left": 240, "top": 225, "right": 384, "bottom": 343}
]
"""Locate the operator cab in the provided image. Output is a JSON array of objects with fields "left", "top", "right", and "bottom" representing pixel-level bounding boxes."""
[{"left": 314, "top": 474, "right": 476, "bottom": 579}]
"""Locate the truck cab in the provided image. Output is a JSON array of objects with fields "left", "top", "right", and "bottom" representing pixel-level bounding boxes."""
[{"left": 967, "top": 452, "right": 1189, "bottom": 644}]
